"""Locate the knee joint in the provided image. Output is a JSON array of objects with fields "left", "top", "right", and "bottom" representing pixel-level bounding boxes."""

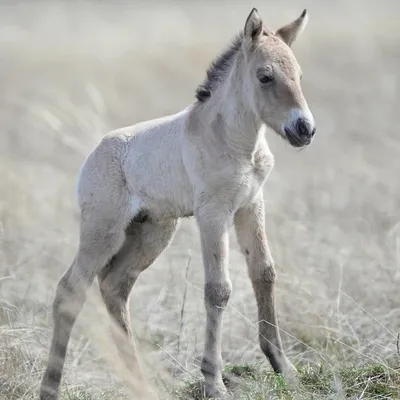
[
  {"left": 204, "top": 281, "right": 232, "bottom": 308},
  {"left": 251, "top": 261, "right": 276, "bottom": 285},
  {"left": 261, "top": 262, "right": 276, "bottom": 284}
]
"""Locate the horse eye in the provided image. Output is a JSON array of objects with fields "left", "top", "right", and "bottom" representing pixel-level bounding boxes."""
[{"left": 258, "top": 75, "right": 273, "bottom": 84}]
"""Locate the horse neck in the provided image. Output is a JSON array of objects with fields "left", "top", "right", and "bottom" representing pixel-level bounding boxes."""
[{"left": 206, "top": 56, "right": 265, "bottom": 156}]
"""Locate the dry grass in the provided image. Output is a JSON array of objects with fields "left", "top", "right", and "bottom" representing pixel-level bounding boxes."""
[
  {"left": 1, "top": 0, "right": 400, "bottom": 398},
  {"left": 177, "top": 363, "right": 400, "bottom": 399}
]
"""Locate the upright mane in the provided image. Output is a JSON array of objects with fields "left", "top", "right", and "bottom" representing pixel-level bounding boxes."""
[{"left": 195, "top": 31, "right": 244, "bottom": 102}]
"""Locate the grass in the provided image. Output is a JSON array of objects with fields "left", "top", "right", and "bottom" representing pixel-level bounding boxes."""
[
  {"left": 39, "top": 362, "right": 400, "bottom": 400},
  {"left": 176, "top": 363, "right": 400, "bottom": 400},
  {"left": 60, "top": 389, "right": 126, "bottom": 400},
  {"left": 2, "top": 303, "right": 399, "bottom": 400}
]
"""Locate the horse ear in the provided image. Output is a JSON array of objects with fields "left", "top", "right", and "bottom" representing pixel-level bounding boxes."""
[
  {"left": 276, "top": 9, "right": 308, "bottom": 47},
  {"left": 244, "top": 8, "right": 263, "bottom": 41}
]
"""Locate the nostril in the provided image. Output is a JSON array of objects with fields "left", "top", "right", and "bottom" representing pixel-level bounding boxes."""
[
  {"left": 311, "top": 127, "right": 316, "bottom": 137},
  {"left": 296, "top": 119, "right": 308, "bottom": 137}
]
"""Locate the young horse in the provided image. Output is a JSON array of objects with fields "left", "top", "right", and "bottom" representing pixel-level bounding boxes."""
[{"left": 40, "top": 8, "right": 315, "bottom": 399}]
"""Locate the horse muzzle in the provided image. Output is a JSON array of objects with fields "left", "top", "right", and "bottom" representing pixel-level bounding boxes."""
[{"left": 284, "top": 117, "right": 316, "bottom": 147}]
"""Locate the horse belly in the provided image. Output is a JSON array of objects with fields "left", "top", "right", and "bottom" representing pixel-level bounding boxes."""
[
  {"left": 132, "top": 185, "right": 194, "bottom": 220},
  {"left": 127, "top": 159, "right": 194, "bottom": 220}
]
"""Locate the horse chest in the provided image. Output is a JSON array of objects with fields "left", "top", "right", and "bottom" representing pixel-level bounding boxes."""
[
  {"left": 236, "top": 151, "right": 274, "bottom": 207},
  {"left": 242, "top": 168, "right": 269, "bottom": 200},
  {"left": 253, "top": 150, "right": 273, "bottom": 180},
  {"left": 250, "top": 146, "right": 274, "bottom": 185}
]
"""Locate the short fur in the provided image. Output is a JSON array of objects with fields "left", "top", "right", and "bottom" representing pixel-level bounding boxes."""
[{"left": 40, "top": 8, "right": 315, "bottom": 400}]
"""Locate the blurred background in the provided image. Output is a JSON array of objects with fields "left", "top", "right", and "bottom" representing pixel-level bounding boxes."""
[{"left": 1, "top": 0, "right": 400, "bottom": 398}]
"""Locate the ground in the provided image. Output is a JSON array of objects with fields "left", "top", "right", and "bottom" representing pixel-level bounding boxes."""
[{"left": 1, "top": 1, "right": 400, "bottom": 399}]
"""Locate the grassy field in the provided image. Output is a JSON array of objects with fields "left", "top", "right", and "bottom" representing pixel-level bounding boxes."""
[{"left": 1, "top": 1, "right": 400, "bottom": 399}]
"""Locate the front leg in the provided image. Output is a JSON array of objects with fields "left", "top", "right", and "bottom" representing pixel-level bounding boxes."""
[
  {"left": 234, "top": 194, "right": 296, "bottom": 376},
  {"left": 196, "top": 205, "right": 232, "bottom": 398}
]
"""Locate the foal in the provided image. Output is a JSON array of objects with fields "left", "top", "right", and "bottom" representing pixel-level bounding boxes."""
[{"left": 40, "top": 8, "right": 315, "bottom": 399}]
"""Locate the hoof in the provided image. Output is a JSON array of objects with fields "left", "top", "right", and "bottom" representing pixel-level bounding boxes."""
[
  {"left": 283, "top": 358, "right": 298, "bottom": 376},
  {"left": 270, "top": 354, "right": 298, "bottom": 377},
  {"left": 279, "top": 358, "right": 299, "bottom": 386},
  {"left": 204, "top": 381, "right": 228, "bottom": 399},
  {"left": 39, "top": 393, "right": 58, "bottom": 400},
  {"left": 39, "top": 386, "right": 59, "bottom": 400}
]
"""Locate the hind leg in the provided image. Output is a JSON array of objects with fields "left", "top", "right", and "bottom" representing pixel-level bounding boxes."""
[
  {"left": 39, "top": 213, "right": 127, "bottom": 400},
  {"left": 98, "top": 218, "right": 179, "bottom": 383}
]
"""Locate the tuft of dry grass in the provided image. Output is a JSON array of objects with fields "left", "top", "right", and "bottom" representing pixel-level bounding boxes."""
[{"left": 1, "top": 0, "right": 400, "bottom": 398}]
